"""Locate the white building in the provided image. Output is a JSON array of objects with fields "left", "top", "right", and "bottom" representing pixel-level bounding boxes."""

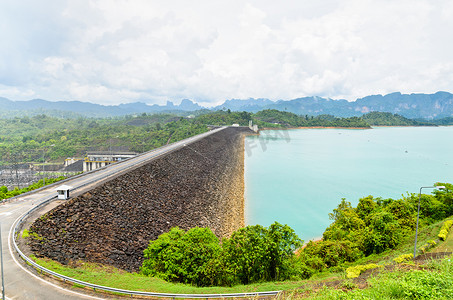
[
  {"left": 56, "top": 185, "right": 72, "bottom": 200},
  {"left": 83, "top": 151, "right": 138, "bottom": 172}
]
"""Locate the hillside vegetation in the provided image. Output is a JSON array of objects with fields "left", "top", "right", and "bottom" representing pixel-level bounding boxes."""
[
  {"left": 0, "top": 110, "right": 438, "bottom": 168},
  {"left": 137, "top": 183, "right": 453, "bottom": 287},
  {"left": 362, "top": 111, "right": 430, "bottom": 126},
  {"left": 0, "top": 114, "right": 207, "bottom": 165}
]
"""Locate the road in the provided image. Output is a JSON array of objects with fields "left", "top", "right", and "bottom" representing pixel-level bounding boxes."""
[{"left": 0, "top": 127, "right": 226, "bottom": 299}]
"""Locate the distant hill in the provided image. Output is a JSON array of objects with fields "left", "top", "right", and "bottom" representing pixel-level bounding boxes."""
[
  {"left": 1, "top": 91, "right": 453, "bottom": 119},
  {"left": 214, "top": 98, "right": 275, "bottom": 112},
  {"left": 361, "top": 112, "right": 432, "bottom": 126},
  {"left": 215, "top": 92, "right": 453, "bottom": 119},
  {"left": 0, "top": 98, "right": 203, "bottom": 118},
  {"left": 354, "top": 92, "right": 453, "bottom": 119},
  {"left": 428, "top": 116, "right": 453, "bottom": 125}
]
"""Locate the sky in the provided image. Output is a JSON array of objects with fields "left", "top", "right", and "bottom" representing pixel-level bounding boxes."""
[{"left": 1, "top": 0, "right": 452, "bottom": 106}]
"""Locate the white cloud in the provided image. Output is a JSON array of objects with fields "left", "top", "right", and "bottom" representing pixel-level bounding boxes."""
[{"left": 1, "top": 0, "right": 452, "bottom": 105}]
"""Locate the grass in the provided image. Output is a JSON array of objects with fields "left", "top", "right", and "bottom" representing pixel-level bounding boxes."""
[
  {"left": 30, "top": 255, "right": 306, "bottom": 295},
  {"left": 26, "top": 217, "right": 453, "bottom": 297},
  {"left": 297, "top": 255, "right": 453, "bottom": 299},
  {"left": 22, "top": 229, "right": 30, "bottom": 239},
  {"left": 22, "top": 229, "right": 43, "bottom": 240}
]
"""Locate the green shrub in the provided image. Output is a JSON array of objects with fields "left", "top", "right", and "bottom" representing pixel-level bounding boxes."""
[
  {"left": 419, "top": 240, "right": 437, "bottom": 254},
  {"left": 0, "top": 186, "right": 7, "bottom": 194},
  {"left": 141, "top": 227, "right": 221, "bottom": 287},
  {"left": 222, "top": 222, "right": 302, "bottom": 284},
  {"left": 346, "top": 263, "right": 381, "bottom": 278},
  {"left": 394, "top": 254, "right": 413, "bottom": 264},
  {"left": 22, "top": 229, "right": 30, "bottom": 239},
  {"left": 438, "top": 220, "right": 453, "bottom": 241},
  {"left": 26, "top": 230, "right": 43, "bottom": 241},
  {"left": 300, "top": 240, "right": 363, "bottom": 273}
]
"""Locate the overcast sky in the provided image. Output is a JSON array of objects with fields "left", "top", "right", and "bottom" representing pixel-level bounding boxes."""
[{"left": 1, "top": 0, "right": 452, "bottom": 106}]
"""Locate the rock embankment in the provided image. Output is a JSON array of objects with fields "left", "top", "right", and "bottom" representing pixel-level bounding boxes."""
[{"left": 29, "top": 127, "right": 252, "bottom": 272}]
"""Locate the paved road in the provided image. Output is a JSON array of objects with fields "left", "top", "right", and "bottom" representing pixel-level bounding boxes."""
[{"left": 0, "top": 127, "right": 226, "bottom": 299}]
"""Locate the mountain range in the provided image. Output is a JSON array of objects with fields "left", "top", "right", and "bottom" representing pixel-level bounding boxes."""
[{"left": 1, "top": 91, "right": 453, "bottom": 119}]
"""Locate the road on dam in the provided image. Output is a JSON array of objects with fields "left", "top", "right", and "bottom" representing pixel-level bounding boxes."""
[{"left": 0, "top": 127, "right": 226, "bottom": 299}]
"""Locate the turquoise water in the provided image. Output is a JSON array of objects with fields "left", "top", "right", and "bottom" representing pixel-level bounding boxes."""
[{"left": 244, "top": 126, "right": 453, "bottom": 242}]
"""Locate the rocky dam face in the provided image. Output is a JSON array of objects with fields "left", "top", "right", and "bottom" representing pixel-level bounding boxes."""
[{"left": 29, "top": 127, "right": 253, "bottom": 272}]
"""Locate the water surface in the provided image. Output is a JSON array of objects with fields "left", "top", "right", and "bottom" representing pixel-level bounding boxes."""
[{"left": 244, "top": 127, "right": 453, "bottom": 241}]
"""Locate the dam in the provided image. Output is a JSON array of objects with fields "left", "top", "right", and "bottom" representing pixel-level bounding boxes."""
[{"left": 26, "top": 127, "right": 254, "bottom": 272}]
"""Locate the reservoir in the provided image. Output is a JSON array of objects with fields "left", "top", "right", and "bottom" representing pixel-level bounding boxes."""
[{"left": 244, "top": 126, "right": 453, "bottom": 241}]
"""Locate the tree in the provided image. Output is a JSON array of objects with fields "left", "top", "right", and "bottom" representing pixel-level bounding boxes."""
[
  {"left": 222, "top": 225, "right": 269, "bottom": 284},
  {"left": 222, "top": 222, "right": 302, "bottom": 284},
  {"left": 433, "top": 183, "right": 453, "bottom": 215},
  {"left": 355, "top": 196, "right": 378, "bottom": 220},
  {"left": 141, "top": 227, "right": 221, "bottom": 286},
  {"left": 323, "top": 198, "right": 366, "bottom": 244},
  {"left": 266, "top": 222, "right": 302, "bottom": 280},
  {"left": 363, "top": 211, "right": 402, "bottom": 254}
]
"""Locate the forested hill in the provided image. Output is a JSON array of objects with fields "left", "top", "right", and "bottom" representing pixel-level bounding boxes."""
[
  {"left": 361, "top": 112, "right": 433, "bottom": 126},
  {"left": 252, "top": 109, "right": 370, "bottom": 128}
]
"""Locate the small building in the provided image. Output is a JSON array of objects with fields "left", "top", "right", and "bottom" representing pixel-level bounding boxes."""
[
  {"left": 56, "top": 185, "right": 72, "bottom": 200},
  {"left": 83, "top": 151, "right": 138, "bottom": 172}
]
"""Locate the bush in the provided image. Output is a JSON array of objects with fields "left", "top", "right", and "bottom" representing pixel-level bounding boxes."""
[
  {"left": 0, "top": 186, "right": 7, "bottom": 194},
  {"left": 394, "top": 254, "right": 413, "bottom": 264},
  {"left": 419, "top": 240, "right": 437, "bottom": 254},
  {"left": 300, "top": 240, "right": 362, "bottom": 271},
  {"left": 221, "top": 225, "right": 269, "bottom": 284},
  {"left": 346, "top": 263, "right": 381, "bottom": 278},
  {"left": 222, "top": 222, "right": 302, "bottom": 284},
  {"left": 141, "top": 227, "right": 221, "bottom": 286},
  {"left": 438, "top": 220, "right": 453, "bottom": 241}
]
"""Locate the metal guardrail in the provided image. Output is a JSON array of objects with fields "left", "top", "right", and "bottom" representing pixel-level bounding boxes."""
[{"left": 11, "top": 127, "right": 281, "bottom": 299}]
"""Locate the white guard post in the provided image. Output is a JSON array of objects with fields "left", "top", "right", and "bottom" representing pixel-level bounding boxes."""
[{"left": 55, "top": 185, "right": 73, "bottom": 200}]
